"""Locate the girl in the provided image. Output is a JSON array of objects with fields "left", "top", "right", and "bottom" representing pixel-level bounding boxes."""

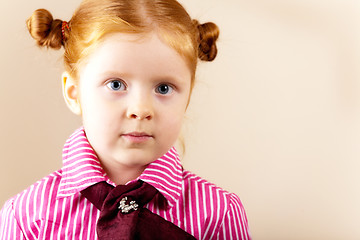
[{"left": 0, "top": 0, "right": 251, "bottom": 239}]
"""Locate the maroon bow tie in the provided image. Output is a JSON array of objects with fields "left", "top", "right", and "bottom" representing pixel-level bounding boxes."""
[{"left": 81, "top": 180, "right": 196, "bottom": 239}]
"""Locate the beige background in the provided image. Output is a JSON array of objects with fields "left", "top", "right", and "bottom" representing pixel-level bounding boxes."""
[{"left": 1, "top": 0, "right": 360, "bottom": 239}]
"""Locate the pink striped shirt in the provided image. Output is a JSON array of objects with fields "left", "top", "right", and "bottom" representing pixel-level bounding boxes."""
[{"left": 0, "top": 127, "right": 251, "bottom": 239}]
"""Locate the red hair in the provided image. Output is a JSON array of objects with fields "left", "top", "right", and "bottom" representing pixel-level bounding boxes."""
[{"left": 27, "top": 0, "right": 219, "bottom": 89}]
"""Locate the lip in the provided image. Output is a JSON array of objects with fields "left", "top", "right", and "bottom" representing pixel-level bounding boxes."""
[{"left": 121, "top": 132, "right": 153, "bottom": 143}]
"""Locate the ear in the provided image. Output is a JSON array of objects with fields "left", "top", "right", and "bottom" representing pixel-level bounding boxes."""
[{"left": 62, "top": 72, "right": 82, "bottom": 115}]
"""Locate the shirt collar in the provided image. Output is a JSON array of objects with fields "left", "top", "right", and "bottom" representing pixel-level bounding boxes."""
[
  {"left": 57, "top": 127, "right": 183, "bottom": 208},
  {"left": 138, "top": 147, "right": 183, "bottom": 208},
  {"left": 57, "top": 127, "right": 109, "bottom": 198}
]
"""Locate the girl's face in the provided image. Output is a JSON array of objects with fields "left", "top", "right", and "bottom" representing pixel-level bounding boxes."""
[{"left": 68, "top": 33, "right": 191, "bottom": 173}]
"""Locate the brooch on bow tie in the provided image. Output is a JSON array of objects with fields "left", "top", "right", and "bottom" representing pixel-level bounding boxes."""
[{"left": 119, "top": 197, "right": 139, "bottom": 213}]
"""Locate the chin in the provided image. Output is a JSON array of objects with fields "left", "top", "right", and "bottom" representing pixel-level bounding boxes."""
[{"left": 115, "top": 153, "right": 156, "bottom": 167}]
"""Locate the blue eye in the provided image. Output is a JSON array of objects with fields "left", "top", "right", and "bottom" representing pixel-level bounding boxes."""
[
  {"left": 106, "top": 80, "right": 126, "bottom": 91},
  {"left": 156, "top": 84, "right": 173, "bottom": 95}
]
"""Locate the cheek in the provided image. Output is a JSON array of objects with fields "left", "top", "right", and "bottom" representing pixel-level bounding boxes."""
[
  {"left": 80, "top": 87, "right": 109, "bottom": 114},
  {"left": 79, "top": 90, "right": 120, "bottom": 130},
  {"left": 158, "top": 108, "right": 185, "bottom": 136}
]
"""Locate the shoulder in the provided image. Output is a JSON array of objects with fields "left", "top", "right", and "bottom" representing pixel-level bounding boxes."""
[
  {"left": 181, "top": 170, "right": 251, "bottom": 239},
  {"left": 182, "top": 169, "right": 235, "bottom": 203},
  {"left": 2, "top": 170, "right": 63, "bottom": 224},
  {"left": 12, "top": 170, "right": 62, "bottom": 203},
  {"left": 181, "top": 169, "right": 245, "bottom": 216}
]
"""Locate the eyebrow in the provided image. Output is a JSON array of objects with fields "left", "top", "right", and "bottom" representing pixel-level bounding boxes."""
[
  {"left": 99, "top": 70, "right": 185, "bottom": 84},
  {"left": 98, "top": 70, "right": 130, "bottom": 79}
]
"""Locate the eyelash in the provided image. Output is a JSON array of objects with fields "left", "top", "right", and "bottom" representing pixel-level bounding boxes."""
[
  {"left": 105, "top": 79, "right": 175, "bottom": 95},
  {"left": 106, "top": 79, "right": 127, "bottom": 91},
  {"left": 155, "top": 83, "right": 174, "bottom": 95}
]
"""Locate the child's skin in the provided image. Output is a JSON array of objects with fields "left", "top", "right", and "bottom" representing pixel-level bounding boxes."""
[
  {"left": 0, "top": 2, "right": 252, "bottom": 239},
  {"left": 62, "top": 32, "right": 191, "bottom": 185}
]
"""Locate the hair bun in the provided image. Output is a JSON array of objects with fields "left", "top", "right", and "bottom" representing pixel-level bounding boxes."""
[
  {"left": 194, "top": 20, "right": 220, "bottom": 61},
  {"left": 27, "top": 9, "right": 63, "bottom": 49}
]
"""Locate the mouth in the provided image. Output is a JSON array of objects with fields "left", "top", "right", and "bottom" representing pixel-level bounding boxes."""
[{"left": 121, "top": 132, "right": 153, "bottom": 143}]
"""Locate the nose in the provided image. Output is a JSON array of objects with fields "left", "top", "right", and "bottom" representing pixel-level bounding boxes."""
[{"left": 126, "top": 96, "right": 153, "bottom": 120}]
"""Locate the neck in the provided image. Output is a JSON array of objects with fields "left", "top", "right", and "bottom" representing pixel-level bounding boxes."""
[{"left": 100, "top": 159, "right": 147, "bottom": 185}]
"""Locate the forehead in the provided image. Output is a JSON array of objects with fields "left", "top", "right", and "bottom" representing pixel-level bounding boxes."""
[{"left": 79, "top": 32, "right": 191, "bottom": 82}]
